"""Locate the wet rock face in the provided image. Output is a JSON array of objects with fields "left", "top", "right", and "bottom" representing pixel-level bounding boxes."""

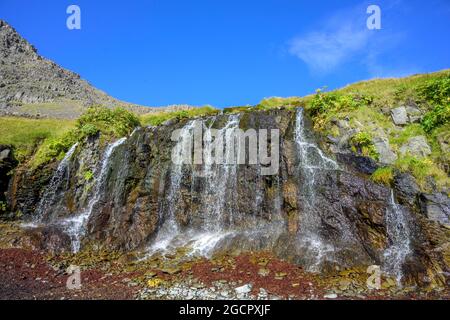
[
  {"left": 0, "top": 145, "right": 17, "bottom": 209},
  {"left": 8, "top": 109, "right": 449, "bottom": 286}
]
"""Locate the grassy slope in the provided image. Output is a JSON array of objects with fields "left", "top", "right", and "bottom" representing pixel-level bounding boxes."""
[
  {"left": 0, "top": 117, "right": 76, "bottom": 162},
  {"left": 258, "top": 69, "right": 450, "bottom": 191}
]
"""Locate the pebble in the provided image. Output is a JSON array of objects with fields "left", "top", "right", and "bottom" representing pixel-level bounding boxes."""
[{"left": 235, "top": 284, "right": 252, "bottom": 294}]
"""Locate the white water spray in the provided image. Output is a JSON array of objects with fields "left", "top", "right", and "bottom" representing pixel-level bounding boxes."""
[
  {"left": 34, "top": 143, "right": 78, "bottom": 223},
  {"left": 62, "top": 137, "right": 127, "bottom": 252},
  {"left": 294, "top": 108, "right": 339, "bottom": 271},
  {"left": 383, "top": 190, "right": 411, "bottom": 284}
]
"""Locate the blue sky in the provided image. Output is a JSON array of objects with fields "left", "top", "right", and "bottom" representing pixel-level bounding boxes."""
[{"left": 1, "top": 0, "right": 449, "bottom": 107}]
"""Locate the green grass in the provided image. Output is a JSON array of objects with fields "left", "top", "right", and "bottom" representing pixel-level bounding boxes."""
[
  {"left": 29, "top": 106, "right": 141, "bottom": 168},
  {"left": 140, "top": 106, "right": 219, "bottom": 126},
  {"left": 389, "top": 124, "right": 427, "bottom": 153},
  {"left": 256, "top": 69, "right": 450, "bottom": 112},
  {"left": 255, "top": 97, "right": 303, "bottom": 110},
  {"left": 394, "top": 156, "right": 449, "bottom": 191},
  {"left": 0, "top": 117, "right": 76, "bottom": 162},
  {"left": 371, "top": 167, "right": 394, "bottom": 186},
  {"left": 337, "top": 69, "right": 450, "bottom": 108}
]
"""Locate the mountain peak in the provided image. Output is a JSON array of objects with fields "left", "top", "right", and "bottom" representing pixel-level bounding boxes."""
[
  {"left": 0, "top": 20, "right": 197, "bottom": 118},
  {"left": 0, "top": 19, "right": 37, "bottom": 58}
]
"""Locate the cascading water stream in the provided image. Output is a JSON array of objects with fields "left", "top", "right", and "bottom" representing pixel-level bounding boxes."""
[
  {"left": 202, "top": 114, "right": 240, "bottom": 230},
  {"left": 148, "top": 115, "right": 243, "bottom": 257},
  {"left": 294, "top": 108, "right": 339, "bottom": 271},
  {"left": 62, "top": 137, "right": 127, "bottom": 252},
  {"left": 383, "top": 190, "right": 411, "bottom": 284},
  {"left": 149, "top": 120, "right": 198, "bottom": 253},
  {"left": 188, "top": 115, "right": 241, "bottom": 255},
  {"left": 33, "top": 143, "right": 78, "bottom": 224}
]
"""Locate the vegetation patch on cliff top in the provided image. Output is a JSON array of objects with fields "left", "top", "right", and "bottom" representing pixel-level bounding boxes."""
[
  {"left": 371, "top": 167, "right": 394, "bottom": 186},
  {"left": 140, "top": 106, "right": 219, "bottom": 126}
]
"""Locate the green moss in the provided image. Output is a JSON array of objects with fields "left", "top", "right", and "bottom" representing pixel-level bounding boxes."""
[
  {"left": 371, "top": 167, "right": 394, "bottom": 186},
  {"left": 83, "top": 170, "right": 94, "bottom": 181},
  {"left": 350, "top": 132, "right": 380, "bottom": 161},
  {"left": 140, "top": 106, "right": 219, "bottom": 126}
]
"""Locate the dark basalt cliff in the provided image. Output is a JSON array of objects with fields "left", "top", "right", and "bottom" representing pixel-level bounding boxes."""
[{"left": 6, "top": 108, "right": 449, "bottom": 287}]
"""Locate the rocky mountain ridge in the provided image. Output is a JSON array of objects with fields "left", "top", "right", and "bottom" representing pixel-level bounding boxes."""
[{"left": 0, "top": 20, "right": 193, "bottom": 118}]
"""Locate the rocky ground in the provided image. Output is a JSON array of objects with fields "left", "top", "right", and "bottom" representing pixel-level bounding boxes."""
[{"left": 0, "top": 222, "right": 448, "bottom": 300}]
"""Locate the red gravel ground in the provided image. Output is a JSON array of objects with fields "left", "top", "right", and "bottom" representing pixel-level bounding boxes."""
[
  {"left": 0, "top": 248, "right": 142, "bottom": 300},
  {"left": 187, "top": 253, "right": 323, "bottom": 298},
  {"left": 1, "top": 248, "right": 448, "bottom": 300}
]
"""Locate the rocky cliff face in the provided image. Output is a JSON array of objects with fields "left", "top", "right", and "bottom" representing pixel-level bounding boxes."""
[
  {"left": 0, "top": 145, "right": 17, "bottom": 211},
  {"left": 7, "top": 108, "right": 449, "bottom": 287}
]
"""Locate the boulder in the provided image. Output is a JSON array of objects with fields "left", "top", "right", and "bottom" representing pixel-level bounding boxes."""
[
  {"left": 0, "top": 145, "right": 17, "bottom": 208},
  {"left": 372, "top": 137, "right": 397, "bottom": 164},
  {"left": 436, "top": 131, "right": 450, "bottom": 154},
  {"left": 406, "top": 106, "right": 423, "bottom": 123},
  {"left": 419, "top": 193, "right": 450, "bottom": 225},
  {"left": 393, "top": 173, "right": 421, "bottom": 209},
  {"left": 399, "top": 136, "right": 432, "bottom": 158},
  {"left": 391, "top": 107, "right": 408, "bottom": 125},
  {"left": 336, "top": 153, "right": 378, "bottom": 175}
]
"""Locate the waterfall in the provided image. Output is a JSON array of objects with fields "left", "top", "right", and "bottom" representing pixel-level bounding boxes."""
[
  {"left": 187, "top": 115, "right": 241, "bottom": 255},
  {"left": 61, "top": 137, "right": 127, "bottom": 252},
  {"left": 202, "top": 114, "right": 240, "bottom": 231},
  {"left": 148, "top": 115, "right": 242, "bottom": 256},
  {"left": 149, "top": 120, "right": 197, "bottom": 253},
  {"left": 34, "top": 143, "right": 78, "bottom": 223},
  {"left": 294, "top": 108, "right": 339, "bottom": 271},
  {"left": 383, "top": 190, "right": 411, "bottom": 284}
]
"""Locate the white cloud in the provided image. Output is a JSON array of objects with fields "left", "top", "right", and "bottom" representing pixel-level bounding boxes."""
[
  {"left": 288, "top": 25, "right": 371, "bottom": 73},
  {"left": 287, "top": 3, "right": 394, "bottom": 75}
]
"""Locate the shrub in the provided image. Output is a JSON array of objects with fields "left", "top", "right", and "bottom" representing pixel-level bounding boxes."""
[
  {"left": 30, "top": 106, "right": 140, "bottom": 168},
  {"left": 421, "top": 104, "right": 450, "bottom": 133},
  {"left": 417, "top": 76, "right": 450, "bottom": 105},
  {"left": 350, "top": 132, "right": 380, "bottom": 161},
  {"left": 308, "top": 90, "right": 362, "bottom": 118},
  {"left": 371, "top": 167, "right": 394, "bottom": 186},
  {"left": 77, "top": 106, "right": 140, "bottom": 137},
  {"left": 79, "top": 123, "right": 99, "bottom": 138},
  {"left": 30, "top": 130, "right": 78, "bottom": 168}
]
